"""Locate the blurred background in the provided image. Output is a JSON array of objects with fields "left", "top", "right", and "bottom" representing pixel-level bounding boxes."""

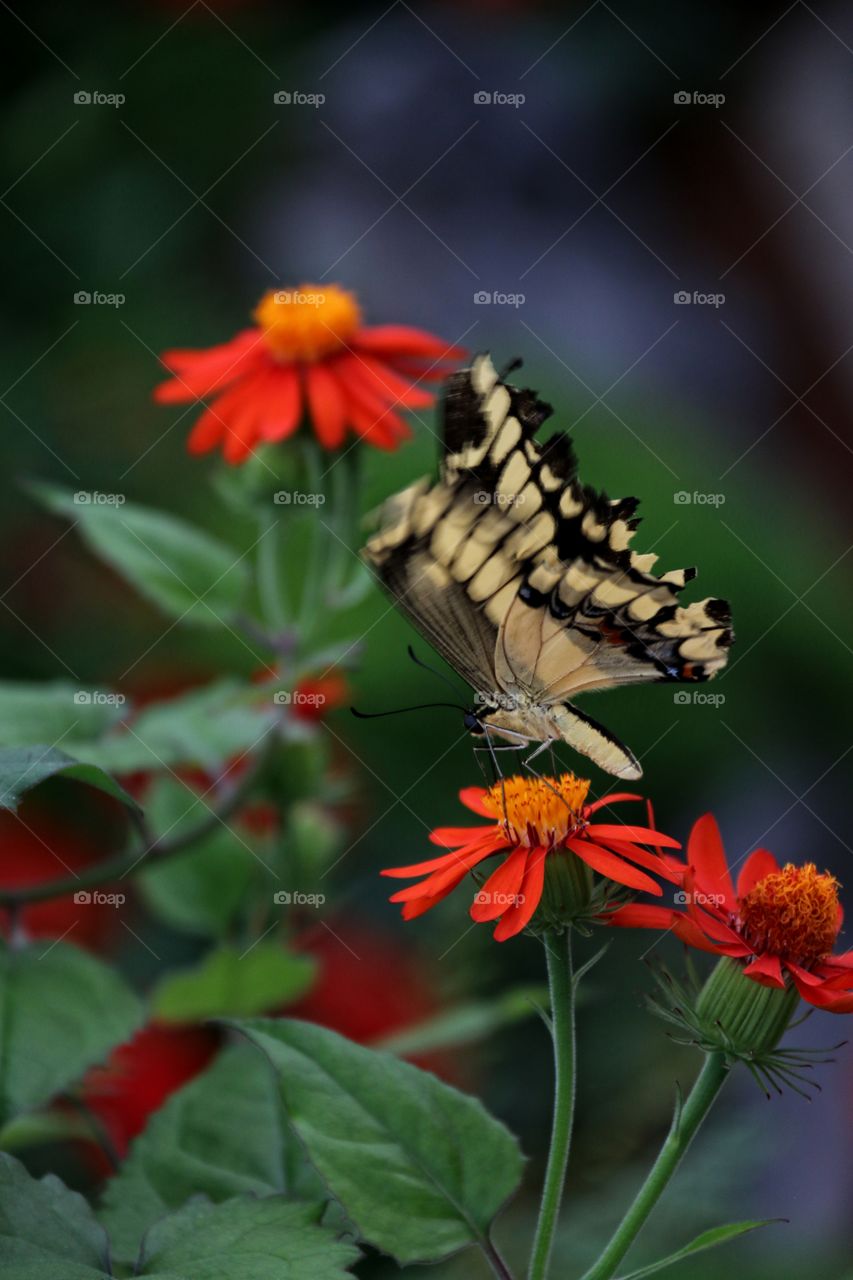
[{"left": 2, "top": 1, "right": 852, "bottom": 1276}]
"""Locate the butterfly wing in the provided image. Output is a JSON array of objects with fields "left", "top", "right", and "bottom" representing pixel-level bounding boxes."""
[{"left": 364, "top": 353, "right": 733, "bottom": 777}]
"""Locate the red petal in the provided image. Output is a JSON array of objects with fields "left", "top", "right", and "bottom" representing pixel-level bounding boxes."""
[
  {"left": 383, "top": 833, "right": 497, "bottom": 876},
  {"left": 493, "top": 847, "right": 547, "bottom": 941},
  {"left": 185, "top": 375, "right": 265, "bottom": 458},
  {"left": 585, "top": 792, "right": 644, "bottom": 815},
  {"left": 742, "top": 953, "right": 785, "bottom": 988},
  {"left": 605, "top": 905, "right": 730, "bottom": 954},
  {"left": 388, "top": 843, "right": 496, "bottom": 903},
  {"left": 428, "top": 825, "right": 493, "bottom": 848},
  {"left": 584, "top": 824, "right": 681, "bottom": 850},
  {"left": 257, "top": 364, "right": 302, "bottom": 443},
  {"left": 305, "top": 363, "right": 346, "bottom": 448},
  {"left": 686, "top": 813, "right": 735, "bottom": 907},
  {"left": 790, "top": 972, "right": 853, "bottom": 1011},
  {"left": 346, "top": 397, "right": 409, "bottom": 450},
  {"left": 155, "top": 330, "right": 266, "bottom": 401},
  {"left": 597, "top": 837, "right": 684, "bottom": 885},
  {"left": 459, "top": 786, "right": 492, "bottom": 817},
  {"left": 735, "top": 848, "right": 779, "bottom": 900},
  {"left": 470, "top": 847, "right": 529, "bottom": 922},
  {"left": 337, "top": 352, "right": 434, "bottom": 409},
  {"left": 566, "top": 837, "right": 662, "bottom": 895},
  {"left": 354, "top": 325, "right": 466, "bottom": 361}
]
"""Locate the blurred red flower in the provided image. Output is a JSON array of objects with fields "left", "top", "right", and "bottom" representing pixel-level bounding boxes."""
[{"left": 154, "top": 283, "right": 463, "bottom": 460}]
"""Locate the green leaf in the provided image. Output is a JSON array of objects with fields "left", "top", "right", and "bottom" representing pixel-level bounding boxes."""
[
  {"left": 614, "top": 1219, "right": 783, "bottom": 1280},
  {"left": 137, "top": 1196, "right": 359, "bottom": 1279},
  {"left": 100, "top": 1043, "right": 322, "bottom": 1263},
  {"left": 138, "top": 778, "right": 256, "bottom": 937},
  {"left": 0, "top": 745, "right": 140, "bottom": 813},
  {"left": 73, "top": 679, "right": 276, "bottom": 774},
  {"left": 0, "top": 942, "right": 142, "bottom": 1126},
  {"left": 151, "top": 944, "right": 315, "bottom": 1022},
  {"left": 0, "top": 1152, "right": 112, "bottom": 1279},
  {"left": 32, "top": 482, "right": 248, "bottom": 628},
  {"left": 377, "top": 984, "right": 550, "bottom": 1056},
  {"left": 0, "top": 1109, "right": 92, "bottom": 1153},
  {"left": 0, "top": 681, "right": 125, "bottom": 750},
  {"left": 230, "top": 1018, "right": 524, "bottom": 1265}
]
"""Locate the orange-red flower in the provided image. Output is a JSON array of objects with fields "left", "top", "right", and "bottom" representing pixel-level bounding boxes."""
[
  {"left": 382, "top": 774, "right": 682, "bottom": 941},
  {"left": 154, "top": 284, "right": 464, "bottom": 461},
  {"left": 607, "top": 814, "right": 853, "bottom": 1013}
]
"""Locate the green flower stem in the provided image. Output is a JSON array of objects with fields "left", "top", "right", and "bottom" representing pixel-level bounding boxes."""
[
  {"left": 528, "top": 929, "right": 576, "bottom": 1280},
  {"left": 0, "top": 738, "right": 275, "bottom": 909},
  {"left": 257, "top": 514, "right": 290, "bottom": 634},
  {"left": 579, "top": 1051, "right": 730, "bottom": 1280}
]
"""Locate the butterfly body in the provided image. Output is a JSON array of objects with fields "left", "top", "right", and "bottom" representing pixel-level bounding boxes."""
[{"left": 363, "top": 355, "right": 732, "bottom": 780}]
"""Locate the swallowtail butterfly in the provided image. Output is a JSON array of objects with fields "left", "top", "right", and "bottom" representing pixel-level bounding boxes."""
[{"left": 363, "top": 355, "right": 732, "bottom": 780}]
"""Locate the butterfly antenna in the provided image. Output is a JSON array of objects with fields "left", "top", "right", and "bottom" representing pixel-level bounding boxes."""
[
  {"left": 406, "top": 645, "right": 467, "bottom": 700},
  {"left": 351, "top": 701, "right": 467, "bottom": 721}
]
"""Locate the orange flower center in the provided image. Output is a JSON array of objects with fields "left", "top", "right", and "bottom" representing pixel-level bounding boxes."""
[
  {"left": 253, "top": 284, "right": 362, "bottom": 361},
  {"left": 482, "top": 774, "right": 591, "bottom": 848},
  {"left": 738, "top": 863, "right": 840, "bottom": 966}
]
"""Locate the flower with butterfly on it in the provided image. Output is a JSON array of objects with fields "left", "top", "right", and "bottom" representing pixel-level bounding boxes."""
[
  {"left": 382, "top": 773, "right": 682, "bottom": 941},
  {"left": 605, "top": 814, "right": 853, "bottom": 1013},
  {"left": 154, "top": 283, "right": 464, "bottom": 462}
]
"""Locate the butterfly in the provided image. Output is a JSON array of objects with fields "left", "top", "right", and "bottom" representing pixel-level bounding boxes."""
[{"left": 362, "top": 354, "right": 732, "bottom": 780}]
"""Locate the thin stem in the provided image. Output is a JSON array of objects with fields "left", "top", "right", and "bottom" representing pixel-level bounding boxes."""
[
  {"left": 528, "top": 929, "right": 576, "bottom": 1280},
  {"left": 0, "top": 738, "right": 274, "bottom": 908},
  {"left": 257, "top": 516, "right": 289, "bottom": 633},
  {"left": 483, "top": 1234, "right": 515, "bottom": 1279},
  {"left": 579, "top": 1051, "right": 730, "bottom": 1280}
]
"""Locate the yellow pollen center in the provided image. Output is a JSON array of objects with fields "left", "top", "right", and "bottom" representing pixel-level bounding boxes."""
[
  {"left": 738, "top": 862, "right": 840, "bottom": 967},
  {"left": 482, "top": 774, "right": 591, "bottom": 848},
  {"left": 253, "top": 284, "right": 362, "bottom": 361}
]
